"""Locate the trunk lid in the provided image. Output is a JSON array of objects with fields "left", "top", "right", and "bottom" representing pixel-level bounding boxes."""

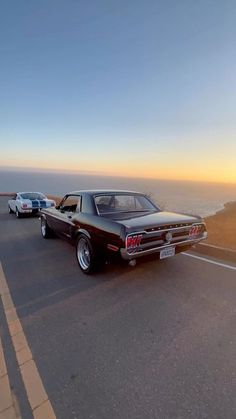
[{"left": 110, "top": 211, "right": 200, "bottom": 231}]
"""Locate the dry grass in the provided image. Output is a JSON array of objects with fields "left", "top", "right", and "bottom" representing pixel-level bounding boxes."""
[
  {"left": 205, "top": 202, "right": 236, "bottom": 250},
  {"left": 47, "top": 195, "right": 63, "bottom": 205}
]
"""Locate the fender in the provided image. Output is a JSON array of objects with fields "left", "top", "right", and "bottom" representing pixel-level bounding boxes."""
[{"left": 75, "top": 228, "right": 91, "bottom": 240}]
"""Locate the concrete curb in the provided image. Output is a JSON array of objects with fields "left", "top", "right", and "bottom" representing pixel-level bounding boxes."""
[{"left": 192, "top": 243, "right": 236, "bottom": 264}]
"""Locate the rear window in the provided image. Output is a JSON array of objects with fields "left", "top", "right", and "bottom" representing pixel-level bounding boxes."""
[
  {"left": 94, "top": 194, "right": 157, "bottom": 214},
  {"left": 20, "top": 193, "right": 46, "bottom": 200}
]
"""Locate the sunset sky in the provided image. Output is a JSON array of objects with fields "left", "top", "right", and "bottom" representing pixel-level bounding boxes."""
[{"left": 1, "top": 1, "right": 236, "bottom": 183}]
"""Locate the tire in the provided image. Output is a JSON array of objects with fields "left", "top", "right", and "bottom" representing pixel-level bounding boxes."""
[
  {"left": 76, "top": 234, "right": 99, "bottom": 274},
  {"left": 16, "top": 208, "right": 22, "bottom": 218},
  {"left": 41, "top": 217, "right": 53, "bottom": 238},
  {"left": 8, "top": 205, "right": 13, "bottom": 214}
]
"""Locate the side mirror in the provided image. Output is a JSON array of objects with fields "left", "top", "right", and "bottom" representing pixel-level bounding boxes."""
[{"left": 56, "top": 205, "right": 64, "bottom": 212}]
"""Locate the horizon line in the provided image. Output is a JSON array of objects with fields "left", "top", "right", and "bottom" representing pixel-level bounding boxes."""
[{"left": 1, "top": 165, "right": 236, "bottom": 186}]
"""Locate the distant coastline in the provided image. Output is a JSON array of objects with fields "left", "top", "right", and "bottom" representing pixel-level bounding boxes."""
[{"left": 1, "top": 169, "right": 236, "bottom": 218}]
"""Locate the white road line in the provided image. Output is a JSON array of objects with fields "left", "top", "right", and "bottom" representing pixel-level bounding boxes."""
[
  {"left": 0, "top": 262, "right": 56, "bottom": 419},
  {"left": 199, "top": 242, "right": 236, "bottom": 253},
  {"left": 182, "top": 252, "right": 236, "bottom": 271}
]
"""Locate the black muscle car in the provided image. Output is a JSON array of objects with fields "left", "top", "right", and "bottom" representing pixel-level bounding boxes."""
[{"left": 40, "top": 190, "right": 207, "bottom": 274}]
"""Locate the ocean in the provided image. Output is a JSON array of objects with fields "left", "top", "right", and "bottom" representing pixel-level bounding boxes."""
[{"left": 1, "top": 169, "right": 236, "bottom": 218}]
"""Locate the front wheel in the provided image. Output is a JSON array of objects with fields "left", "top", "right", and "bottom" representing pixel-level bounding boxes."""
[
  {"left": 16, "top": 208, "right": 22, "bottom": 218},
  {"left": 8, "top": 205, "right": 13, "bottom": 214},
  {"left": 76, "top": 234, "right": 99, "bottom": 274},
  {"left": 41, "top": 217, "right": 53, "bottom": 238}
]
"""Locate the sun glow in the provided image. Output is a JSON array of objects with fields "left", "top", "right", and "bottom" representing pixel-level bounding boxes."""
[
  {"left": 1, "top": 132, "right": 236, "bottom": 185},
  {"left": 1, "top": 155, "right": 236, "bottom": 185}
]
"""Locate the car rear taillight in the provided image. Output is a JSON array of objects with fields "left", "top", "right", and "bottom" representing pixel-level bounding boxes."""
[
  {"left": 126, "top": 234, "right": 142, "bottom": 251},
  {"left": 189, "top": 225, "right": 202, "bottom": 237}
]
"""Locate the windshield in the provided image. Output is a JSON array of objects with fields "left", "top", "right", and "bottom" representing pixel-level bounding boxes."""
[
  {"left": 20, "top": 193, "right": 46, "bottom": 200},
  {"left": 94, "top": 194, "right": 158, "bottom": 214}
]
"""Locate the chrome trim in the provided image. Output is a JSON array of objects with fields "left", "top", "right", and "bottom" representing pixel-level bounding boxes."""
[
  {"left": 125, "top": 223, "right": 206, "bottom": 252},
  {"left": 121, "top": 232, "right": 207, "bottom": 260},
  {"left": 126, "top": 222, "right": 205, "bottom": 237}
]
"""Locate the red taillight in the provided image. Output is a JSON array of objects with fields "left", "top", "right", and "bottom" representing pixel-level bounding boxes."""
[
  {"left": 126, "top": 234, "right": 142, "bottom": 250},
  {"left": 22, "top": 203, "right": 28, "bottom": 209},
  {"left": 189, "top": 225, "right": 202, "bottom": 237}
]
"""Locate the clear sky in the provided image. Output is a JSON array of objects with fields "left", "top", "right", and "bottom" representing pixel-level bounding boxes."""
[{"left": 1, "top": 0, "right": 236, "bottom": 183}]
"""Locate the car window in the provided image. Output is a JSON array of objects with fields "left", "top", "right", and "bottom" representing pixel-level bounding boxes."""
[
  {"left": 60, "top": 195, "right": 81, "bottom": 213},
  {"left": 20, "top": 193, "right": 46, "bottom": 200},
  {"left": 94, "top": 194, "right": 157, "bottom": 214}
]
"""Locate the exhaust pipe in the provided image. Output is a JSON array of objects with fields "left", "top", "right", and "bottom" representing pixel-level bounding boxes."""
[{"left": 128, "top": 259, "right": 137, "bottom": 267}]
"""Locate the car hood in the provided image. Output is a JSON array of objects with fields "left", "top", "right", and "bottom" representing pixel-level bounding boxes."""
[{"left": 110, "top": 211, "right": 201, "bottom": 230}]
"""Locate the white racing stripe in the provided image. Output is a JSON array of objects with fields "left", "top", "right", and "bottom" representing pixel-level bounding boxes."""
[{"left": 182, "top": 252, "right": 236, "bottom": 271}]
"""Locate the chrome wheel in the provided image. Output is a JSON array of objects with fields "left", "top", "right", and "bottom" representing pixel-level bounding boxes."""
[
  {"left": 40, "top": 217, "right": 53, "bottom": 238},
  {"left": 77, "top": 237, "right": 91, "bottom": 271},
  {"left": 41, "top": 218, "right": 46, "bottom": 237},
  {"left": 16, "top": 208, "right": 21, "bottom": 218}
]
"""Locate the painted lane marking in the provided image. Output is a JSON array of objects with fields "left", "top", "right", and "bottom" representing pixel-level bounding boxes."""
[
  {"left": 0, "top": 336, "right": 20, "bottom": 418},
  {"left": 0, "top": 262, "right": 56, "bottom": 419},
  {"left": 199, "top": 242, "right": 236, "bottom": 253},
  {"left": 182, "top": 253, "right": 236, "bottom": 271}
]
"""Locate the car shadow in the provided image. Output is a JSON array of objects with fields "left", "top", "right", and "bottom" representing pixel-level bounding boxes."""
[
  {"left": 1, "top": 206, "right": 175, "bottom": 322},
  {"left": 2, "top": 231, "right": 171, "bottom": 321}
]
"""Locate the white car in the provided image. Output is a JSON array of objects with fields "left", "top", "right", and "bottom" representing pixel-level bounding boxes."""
[{"left": 8, "top": 192, "right": 56, "bottom": 218}]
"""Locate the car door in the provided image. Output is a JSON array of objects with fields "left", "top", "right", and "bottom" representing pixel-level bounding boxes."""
[{"left": 52, "top": 195, "right": 81, "bottom": 239}]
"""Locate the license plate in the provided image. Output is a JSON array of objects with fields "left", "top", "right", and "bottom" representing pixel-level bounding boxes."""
[{"left": 160, "top": 246, "right": 175, "bottom": 259}]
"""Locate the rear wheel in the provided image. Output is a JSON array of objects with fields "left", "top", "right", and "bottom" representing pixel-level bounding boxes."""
[
  {"left": 41, "top": 217, "right": 53, "bottom": 238},
  {"left": 76, "top": 234, "right": 99, "bottom": 274},
  {"left": 8, "top": 205, "right": 13, "bottom": 214}
]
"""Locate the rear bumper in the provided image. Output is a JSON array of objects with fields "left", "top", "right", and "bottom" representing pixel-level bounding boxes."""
[
  {"left": 20, "top": 208, "right": 45, "bottom": 214},
  {"left": 120, "top": 233, "right": 208, "bottom": 260},
  {"left": 19, "top": 209, "right": 33, "bottom": 213}
]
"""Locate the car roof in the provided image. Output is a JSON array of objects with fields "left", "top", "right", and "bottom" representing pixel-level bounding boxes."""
[
  {"left": 17, "top": 192, "right": 46, "bottom": 195},
  {"left": 66, "top": 189, "right": 145, "bottom": 196}
]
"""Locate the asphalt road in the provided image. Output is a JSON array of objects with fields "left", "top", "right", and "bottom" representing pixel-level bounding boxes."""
[{"left": 1, "top": 196, "right": 236, "bottom": 419}]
